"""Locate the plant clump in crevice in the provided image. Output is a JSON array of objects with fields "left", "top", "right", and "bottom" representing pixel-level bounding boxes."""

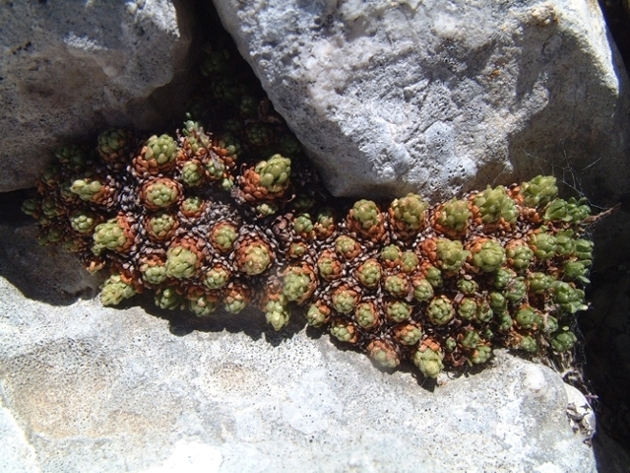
[{"left": 22, "top": 41, "right": 596, "bottom": 380}]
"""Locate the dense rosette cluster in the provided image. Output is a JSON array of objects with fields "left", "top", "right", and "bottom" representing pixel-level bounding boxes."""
[
  {"left": 24, "top": 127, "right": 595, "bottom": 379},
  {"left": 22, "top": 41, "right": 597, "bottom": 380}
]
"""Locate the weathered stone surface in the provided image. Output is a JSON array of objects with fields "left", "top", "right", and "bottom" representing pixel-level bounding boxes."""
[
  {"left": 0, "top": 0, "right": 194, "bottom": 192},
  {"left": 0, "top": 222, "right": 596, "bottom": 473},
  {"left": 212, "top": 0, "right": 630, "bottom": 207}
]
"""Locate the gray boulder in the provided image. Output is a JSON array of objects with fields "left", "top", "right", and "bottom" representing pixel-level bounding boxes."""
[
  {"left": 0, "top": 0, "right": 194, "bottom": 192},
  {"left": 212, "top": 0, "right": 630, "bottom": 206},
  {"left": 0, "top": 220, "right": 596, "bottom": 472}
]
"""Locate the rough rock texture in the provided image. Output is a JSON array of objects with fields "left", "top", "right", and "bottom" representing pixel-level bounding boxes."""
[
  {"left": 0, "top": 0, "right": 194, "bottom": 192},
  {"left": 212, "top": 0, "right": 630, "bottom": 204},
  {"left": 0, "top": 219, "right": 597, "bottom": 473}
]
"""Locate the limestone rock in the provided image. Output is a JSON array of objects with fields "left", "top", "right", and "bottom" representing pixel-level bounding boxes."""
[
  {"left": 0, "top": 222, "right": 596, "bottom": 472},
  {"left": 212, "top": 0, "right": 630, "bottom": 207},
  {"left": 0, "top": 0, "right": 194, "bottom": 192}
]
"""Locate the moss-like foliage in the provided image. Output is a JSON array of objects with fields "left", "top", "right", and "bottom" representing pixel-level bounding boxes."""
[{"left": 22, "top": 40, "right": 597, "bottom": 380}]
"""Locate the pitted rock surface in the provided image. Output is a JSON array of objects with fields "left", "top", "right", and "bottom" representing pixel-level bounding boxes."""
[
  {"left": 212, "top": 0, "right": 630, "bottom": 207},
  {"left": 0, "top": 226, "right": 596, "bottom": 473}
]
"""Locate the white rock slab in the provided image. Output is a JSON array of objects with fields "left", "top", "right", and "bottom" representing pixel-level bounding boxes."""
[
  {"left": 0, "top": 224, "right": 596, "bottom": 472},
  {"left": 212, "top": 0, "right": 630, "bottom": 205}
]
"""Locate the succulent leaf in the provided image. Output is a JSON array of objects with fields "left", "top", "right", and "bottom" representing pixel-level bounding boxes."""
[
  {"left": 519, "top": 175, "right": 558, "bottom": 208},
  {"left": 427, "top": 296, "right": 455, "bottom": 325},
  {"left": 413, "top": 340, "right": 444, "bottom": 378},
  {"left": 100, "top": 274, "right": 136, "bottom": 306}
]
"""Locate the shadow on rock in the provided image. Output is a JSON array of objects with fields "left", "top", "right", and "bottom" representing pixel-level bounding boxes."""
[
  {"left": 124, "top": 292, "right": 309, "bottom": 348},
  {"left": 0, "top": 190, "right": 102, "bottom": 305}
]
